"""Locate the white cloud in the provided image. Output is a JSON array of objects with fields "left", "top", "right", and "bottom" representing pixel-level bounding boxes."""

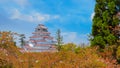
[
  {"left": 62, "top": 32, "right": 89, "bottom": 45},
  {"left": 62, "top": 32, "right": 77, "bottom": 42},
  {"left": 0, "top": 0, "right": 29, "bottom": 8},
  {"left": 10, "top": 9, "right": 60, "bottom": 23},
  {"left": 13, "top": 0, "right": 29, "bottom": 8},
  {"left": 53, "top": 15, "right": 60, "bottom": 19},
  {"left": 10, "top": 9, "right": 21, "bottom": 19},
  {"left": 90, "top": 12, "right": 95, "bottom": 21},
  {"left": 32, "top": 13, "right": 50, "bottom": 22}
]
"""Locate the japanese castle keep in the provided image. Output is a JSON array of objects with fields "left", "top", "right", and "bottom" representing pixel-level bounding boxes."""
[{"left": 23, "top": 24, "right": 56, "bottom": 52}]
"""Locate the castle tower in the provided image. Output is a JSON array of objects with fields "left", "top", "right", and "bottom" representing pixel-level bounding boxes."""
[{"left": 24, "top": 24, "right": 56, "bottom": 52}]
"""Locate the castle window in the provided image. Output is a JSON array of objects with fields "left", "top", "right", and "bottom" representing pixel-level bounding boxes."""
[
  {"left": 38, "top": 29, "right": 40, "bottom": 31},
  {"left": 43, "top": 29, "right": 48, "bottom": 32}
]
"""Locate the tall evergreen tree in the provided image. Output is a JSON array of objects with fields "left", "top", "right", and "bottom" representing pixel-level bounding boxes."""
[
  {"left": 91, "top": 0, "right": 120, "bottom": 49},
  {"left": 19, "top": 34, "right": 25, "bottom": 48},
  {"left": 56, "top": 29, "right": 63, "bottom": 51}
]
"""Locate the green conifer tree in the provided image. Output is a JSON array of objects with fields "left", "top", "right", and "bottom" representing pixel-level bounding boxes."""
[
  {"left": 56, "top": 29, "right": 63, "bottom": 51},
  {"left": 91, "top": 0, "right": 120, "bottom": 49},
  {"left": 19, "top": 34, "right": 25, "bottom": 48}
]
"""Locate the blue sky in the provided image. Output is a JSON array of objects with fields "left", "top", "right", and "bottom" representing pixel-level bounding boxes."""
[{"left": 0, "top": 0, "right": 95, "bottom": 45}]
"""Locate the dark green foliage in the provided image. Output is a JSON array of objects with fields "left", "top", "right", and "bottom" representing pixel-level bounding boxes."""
[
  {"left": 19, "top": 34, "right": 25, "bottom": 48},
  {"left": 91, "top": 0, "right": 120, "bottom": 48},
  {"left": 56, "top": 29, "right": 63, "bottom": 51},
  {"left": 91, "top": 36, "right": 106, "bottom": 49}
]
